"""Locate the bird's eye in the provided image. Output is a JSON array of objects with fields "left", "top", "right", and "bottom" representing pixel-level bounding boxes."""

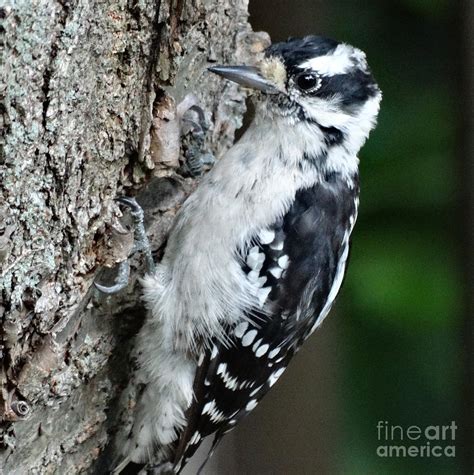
[{"left": 295, "top": 72, "right": 320, "bottom": 92}]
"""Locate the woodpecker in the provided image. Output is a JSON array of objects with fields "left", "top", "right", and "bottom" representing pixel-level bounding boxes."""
[{"left": 110, "top": 35, "right": 381, "bottom": 474}]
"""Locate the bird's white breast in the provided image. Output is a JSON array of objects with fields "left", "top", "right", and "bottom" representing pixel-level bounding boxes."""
[{"left": 141, "top": 116, "right": 327, "bottom": 349}]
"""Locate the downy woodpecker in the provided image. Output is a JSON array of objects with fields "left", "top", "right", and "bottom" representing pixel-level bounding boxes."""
[{"left": 112, "top": 35, "right": 381, "bottom": 473}]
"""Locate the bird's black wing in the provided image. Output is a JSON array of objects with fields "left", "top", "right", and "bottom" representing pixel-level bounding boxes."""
[{"left": 172, "top": 175, "right": 359, "bottom": 472}]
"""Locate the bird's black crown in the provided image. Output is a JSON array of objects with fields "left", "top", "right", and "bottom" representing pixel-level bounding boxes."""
[{"left": 265, "top": 35, "right": 340, "bottom": 74}]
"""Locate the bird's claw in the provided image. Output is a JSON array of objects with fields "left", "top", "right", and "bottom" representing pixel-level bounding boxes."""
[
  {"left": 94, "top": 260, "right": 130, "bottom": 294},
  {"left": 94, "top": 96, "right": 212, "bottom": 295},
  {"left": 179, "top": 100, "right": 215, "bottom": 177},
  {"left": 94, "top": 198, "right": 154, "bottom": 295},
  {"left": 115, "top": 196, "right": 143, "bottom": 216}
]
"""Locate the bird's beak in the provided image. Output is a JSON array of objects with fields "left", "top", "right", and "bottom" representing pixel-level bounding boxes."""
[{"left": 208, "top": 65, "right": 279, "bottom": 94}]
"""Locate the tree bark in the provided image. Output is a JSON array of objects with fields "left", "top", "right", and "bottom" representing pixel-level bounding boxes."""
[{"left": 0, "top": 1, "right": 268, "bottom": 472}]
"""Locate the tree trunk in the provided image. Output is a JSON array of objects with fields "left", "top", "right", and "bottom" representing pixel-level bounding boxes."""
[{"left": 0, "top": 1, "right": 268, "bottom": 472}]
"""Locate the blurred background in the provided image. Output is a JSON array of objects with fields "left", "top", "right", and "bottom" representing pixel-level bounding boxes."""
[{"left": 187, "top": 0, "right": 473, "bottom": 473}]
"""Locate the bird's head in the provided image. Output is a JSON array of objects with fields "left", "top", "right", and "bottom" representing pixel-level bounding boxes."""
[{"left": 209, "top": 35, "right": 381, "bottom": 138}]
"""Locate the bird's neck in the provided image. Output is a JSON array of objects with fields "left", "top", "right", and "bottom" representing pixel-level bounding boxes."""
[{"left": 249, "top": 112, "right": 360, "bottom": 189}]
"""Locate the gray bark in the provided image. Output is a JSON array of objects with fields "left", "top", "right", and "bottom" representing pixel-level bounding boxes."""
[{"left": 0, "top": 1, "right": 269, "bottom": 472}]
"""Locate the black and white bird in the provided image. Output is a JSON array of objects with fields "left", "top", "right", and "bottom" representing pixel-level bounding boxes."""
[{"left": 111, "top": 35, "right": 381, "bottom": 474}]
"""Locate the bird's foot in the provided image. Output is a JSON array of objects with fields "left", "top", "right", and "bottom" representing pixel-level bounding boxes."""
[
  {"left": 94, "top": 197, "right": 154, "bottom": 294},
  {"left": 178, "top": 94, "right": 215, "bottom": 177}
]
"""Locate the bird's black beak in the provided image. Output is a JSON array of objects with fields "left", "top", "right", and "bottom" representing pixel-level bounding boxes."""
[{"left": 208, "top": 65, "right": 279, "bottom": 94}]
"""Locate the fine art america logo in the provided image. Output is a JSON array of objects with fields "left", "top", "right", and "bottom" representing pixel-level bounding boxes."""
[{"left": 376, "top": 421, "right": 457, "bottom": 458}]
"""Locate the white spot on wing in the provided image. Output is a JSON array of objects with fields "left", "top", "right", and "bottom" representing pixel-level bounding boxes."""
[
  {"left": 259, "top": 229, "right": 275, "bottom": 244},
  {"left": 268, "top": 367, "right": 286, "bottom": 387},
  {"left": 277, "top": 255, "right": 289, "bottom": 269},
  {"left": 250, "top": 385, "right": 263, "bottom": 397},
  {"left": 247, "top": 246, "right": 265, "bottom": 270},
  {"left": 217, "top": 362, "right": 240, "bottom": 391},
  {"left": 268, "top": 346, "right": 281, "bottom": 359},
  {"left": 252, "top": 338, "right": 263, "bottom": 352},
  {"left": 189, "top": 431, "right": 202, "bottom": 445},
  {"left": 241, "top": 329, "right": 258, "bottom": 347},
  {"left": 255, "top": 344, "right": 269, "bottom": 357},
  {"left": 202, "top": 399, "right": 227, "bottom": 422},
  {"left": 234, "top": 321, "right": 249, "bottom": 339},
  {"left": 245, "top": 399, "right": 258, "bottom": 411},
  {"left": 202, "top": 400, "right": 216, "bottom": 415},
  {"left": 239, "top": 380, "right": 253, "bottom": 389},
  {"left": 270, "top": 240, "right": 284, "bottom": 251},
  {"left": 210, "top": 408, "right": 226, "bottom": 423},
  {"left": 269, "top": 267, "right": 283, "bottom": 279}
]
